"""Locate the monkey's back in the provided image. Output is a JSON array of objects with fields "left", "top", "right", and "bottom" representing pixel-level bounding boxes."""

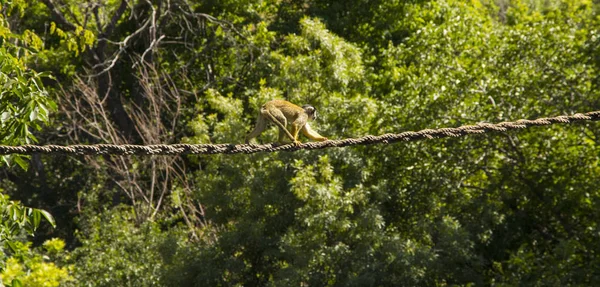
[{"left": 262, "top": 100, "right": 304, "bottom": 115}]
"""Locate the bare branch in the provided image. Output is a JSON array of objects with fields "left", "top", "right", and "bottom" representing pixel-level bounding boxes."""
[
  {"left": 136, "top": 35, "right": 165, "bottom": 68},
  {"left": 89, "top": 17, "right": 153, "bottom": 77},
  {"left": 57, "top": 59, "right": 197, "bottom": 223}
]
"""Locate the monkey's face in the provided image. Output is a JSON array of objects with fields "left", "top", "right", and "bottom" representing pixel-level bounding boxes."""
[{"left": 302, "top": 105, "right": 317, "bottom": 120}]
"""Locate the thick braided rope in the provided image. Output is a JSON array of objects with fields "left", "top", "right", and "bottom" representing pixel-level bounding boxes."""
[{"left": 1, "top": 110, "right": 598, "bottom": 155}]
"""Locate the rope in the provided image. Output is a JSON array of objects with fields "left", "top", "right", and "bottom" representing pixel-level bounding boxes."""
[{"left": 1, "top": 110, "right": 598, "bottom": 155}]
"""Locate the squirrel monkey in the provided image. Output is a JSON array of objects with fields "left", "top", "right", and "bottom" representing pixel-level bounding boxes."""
[{"left": 245, "top": 99, "right": 328, "bottom": 145}]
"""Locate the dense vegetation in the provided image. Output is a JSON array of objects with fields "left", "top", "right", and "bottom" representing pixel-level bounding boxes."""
[{"left": 1, "top": 0, "right": 600, "bottom": 285}]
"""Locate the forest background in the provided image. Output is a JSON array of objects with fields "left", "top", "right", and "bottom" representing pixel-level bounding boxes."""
[{"left": 1, "top": 0, "right": 600, "bottom": 286}]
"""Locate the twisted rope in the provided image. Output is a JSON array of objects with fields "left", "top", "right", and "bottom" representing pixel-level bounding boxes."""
[{"left": 1, "top": 111, "right": 598, "bottom": 155}]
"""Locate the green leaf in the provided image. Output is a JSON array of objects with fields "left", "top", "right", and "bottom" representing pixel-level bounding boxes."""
[
  {"left": 6, "top": 240, "right": 18, "bottom": 253},
  {"left": 29, "top": 107, "right": 38, "bottom": 121},
  {"left": 13, "top": 155, "right": 28, "bottom": 170},
  {"left": 32, "top": 209, "right": 41, "bottom": 228},
  {"left": 39, "top": 209, "right": 56, "bottom": 227},
  {"left": 0, "top": 111, "right": 9, "bottom": 122},
  {"left": 47, "top": 100, "right": 58, "bottom": 111}
]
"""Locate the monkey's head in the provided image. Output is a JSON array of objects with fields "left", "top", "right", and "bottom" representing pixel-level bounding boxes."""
[{"left": 302, "top": 105, "right": 318, "bottom": 120}]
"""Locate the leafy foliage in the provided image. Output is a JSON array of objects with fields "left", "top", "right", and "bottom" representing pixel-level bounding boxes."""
[
  {"left": 0, "top": 192, "right": 55, "bottom": 245},
  {"left": 0, "top": 239, "right": 72, "bottom": 287},
  {"left": 0, "top": 2, "right": 61, "bottom": 286},
  {"left": 0, "top": 3, "right": 56, "bottom": 168},
  {"left": 69, "top": 207, "right": 181, "bottom": 287}
]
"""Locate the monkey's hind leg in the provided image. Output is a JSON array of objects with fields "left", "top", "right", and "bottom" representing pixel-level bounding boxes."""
[
  {"left": 264, "top": 109, "right": 298, "bottom": 144},
  {"left": 245, "top": 114, "right": 268, "bottom": 144},
  {"left": 278, "top": 125, "right": 289, "bottom": 143}
]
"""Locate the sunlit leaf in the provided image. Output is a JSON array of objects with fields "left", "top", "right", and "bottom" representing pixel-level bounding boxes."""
[{"left": 39, "top": 209, "right": 56, "bottom": 228}]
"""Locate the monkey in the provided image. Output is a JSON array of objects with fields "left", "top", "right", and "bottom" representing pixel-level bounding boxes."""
[{"left": 245, "top": 99, "right": 328, "bottom": 146}]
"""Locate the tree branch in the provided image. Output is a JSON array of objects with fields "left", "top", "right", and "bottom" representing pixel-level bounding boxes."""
[
  {"left": 101, "top": 0, "right": 129, "bottom": 39},
  {"left": 40, "top": 0, "right": 77, "bottom": 31}
]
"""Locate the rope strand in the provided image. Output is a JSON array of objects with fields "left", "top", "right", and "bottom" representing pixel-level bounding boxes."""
[{"left": 1, "top": 111, "right": 598, "bottom": 155}]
